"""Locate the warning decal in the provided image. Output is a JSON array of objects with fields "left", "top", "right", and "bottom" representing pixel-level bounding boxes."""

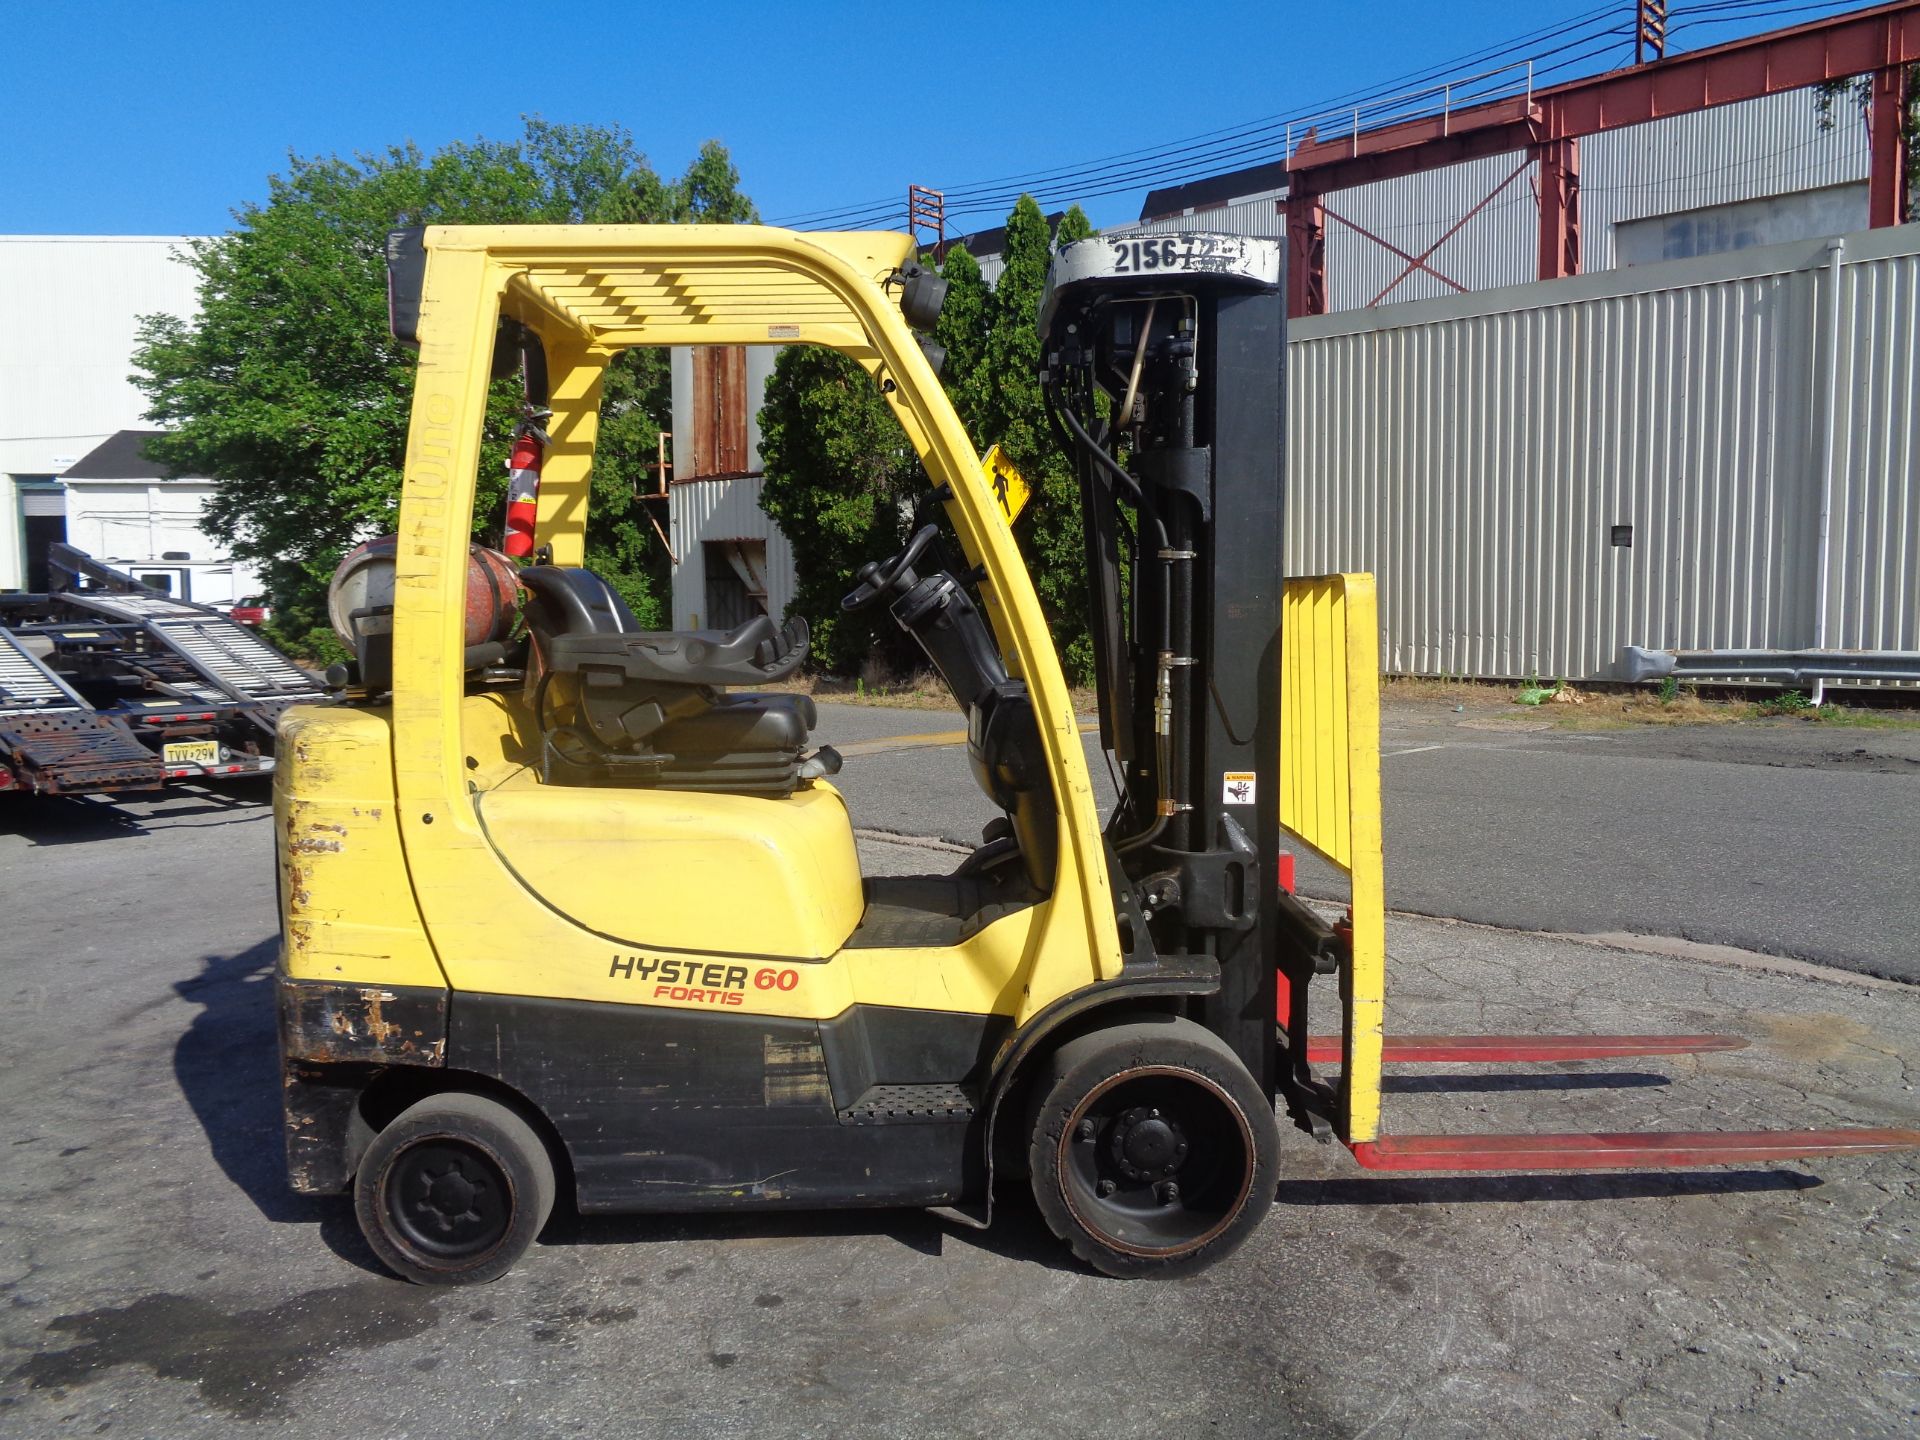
[{"left": 1222, "top": 771, "right": 1256, "bottom": 805}]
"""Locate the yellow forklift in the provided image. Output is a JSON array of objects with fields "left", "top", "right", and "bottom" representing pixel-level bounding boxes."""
[{"left": 275, "top": 223, "right": 1917, "bottom": 1284}]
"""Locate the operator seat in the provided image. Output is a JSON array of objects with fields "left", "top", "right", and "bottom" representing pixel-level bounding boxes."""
[{"left": 517, "top": 565, "right": 823, "bottom": 796}]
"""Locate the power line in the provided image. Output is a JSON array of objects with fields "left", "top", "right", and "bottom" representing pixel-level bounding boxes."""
[
  {"left": 771, "top": 0, "right": 1879, "bottom": 235},
  {"left": 772, "top": 2, "right": 1630, "bottom": 227}
]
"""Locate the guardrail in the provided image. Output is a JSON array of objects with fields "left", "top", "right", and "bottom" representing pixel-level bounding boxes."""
[{"left": 1622, "top": 646, "right": 1920, "bottom": 702}]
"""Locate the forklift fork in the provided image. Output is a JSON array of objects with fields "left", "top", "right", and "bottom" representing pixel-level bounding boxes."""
[{"left": 1279, "top": 573, "right": 1920, "bottom": 1176}]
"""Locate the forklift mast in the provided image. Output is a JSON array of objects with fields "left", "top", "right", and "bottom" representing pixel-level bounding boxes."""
[{"left": 1038, "top": 235, "right": 1289, "bottom": 1099}]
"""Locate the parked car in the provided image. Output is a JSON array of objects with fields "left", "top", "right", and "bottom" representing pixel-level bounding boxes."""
[{"left": 229, "top": 595, "right": 272, "bottom": 627}]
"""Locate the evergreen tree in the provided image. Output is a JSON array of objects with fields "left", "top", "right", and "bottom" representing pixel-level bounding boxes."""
[
  {"left": 756, "top": 346, "right": 927, "bottom": 675},
  {"left": 933, "top": 244, "right": 991, "bottom": 439},
  {"left": 757, "top": 196, "right": 1100, "bottom": 682},
  {"left": 973, "top": 198, "right": 1096, "bottom": 679}
]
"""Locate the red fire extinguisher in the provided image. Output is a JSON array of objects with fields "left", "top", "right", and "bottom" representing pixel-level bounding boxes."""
[
  {"left": 503, "top": 414, "right": 548, "bottom": 558},
  {"left": 502, "top": 330, "right": 550, "bottom": 559}
]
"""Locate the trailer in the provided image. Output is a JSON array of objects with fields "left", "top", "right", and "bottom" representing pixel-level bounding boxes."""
[{"left": 0, "top": 545, "right": 324, "bottom": 797}]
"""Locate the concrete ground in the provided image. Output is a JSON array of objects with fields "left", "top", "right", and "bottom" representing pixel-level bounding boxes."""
[{"left": 1, "top": 774, "right": 1916, "bottom": 1437}]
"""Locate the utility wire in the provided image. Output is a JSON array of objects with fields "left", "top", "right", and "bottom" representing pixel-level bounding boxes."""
[
  {"left": 778, "top": 4, "right": 1634, "bottom": 229},
  {"left": 771, "top": 0, "right": 1881, "bottom": 235}
]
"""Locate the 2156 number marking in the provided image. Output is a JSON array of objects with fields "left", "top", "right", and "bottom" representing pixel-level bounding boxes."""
[{"left": 1111, "top": 238, "right": 1186, "bottom": 273}]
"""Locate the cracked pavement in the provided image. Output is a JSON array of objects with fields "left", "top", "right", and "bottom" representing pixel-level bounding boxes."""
[{"left": 1, "top": 771, "right": 1917, "bottom": 1436}]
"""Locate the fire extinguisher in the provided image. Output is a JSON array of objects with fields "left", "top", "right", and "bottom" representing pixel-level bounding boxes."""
[{"left": 502, "top": 331, "right": 550, "bottom": 559}]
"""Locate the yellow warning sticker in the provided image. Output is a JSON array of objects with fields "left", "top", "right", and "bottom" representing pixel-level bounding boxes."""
[
  {"left": 1222, "top": 771, "right": 1256, "bottom": 805},
  {"left": 980, "top": 444, "right": 1032, "bottom": 526}
]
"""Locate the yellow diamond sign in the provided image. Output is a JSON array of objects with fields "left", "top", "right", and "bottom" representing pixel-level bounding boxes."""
[{"left": 980, "top": 444, "right": 1032, "bottom": 526}]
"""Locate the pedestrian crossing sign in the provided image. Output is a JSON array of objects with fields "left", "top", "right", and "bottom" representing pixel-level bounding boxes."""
[{"left": 980, "top": 444, "right": 1032, "bottom": 526}]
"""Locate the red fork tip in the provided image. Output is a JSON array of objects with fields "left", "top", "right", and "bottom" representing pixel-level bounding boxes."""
[
  {"left": 1305, "top": 1034, "right": 1751, "bottom": 1065},
  {"left": 1349, "top": 1128, "right": 1920, "bottom": 1173}
]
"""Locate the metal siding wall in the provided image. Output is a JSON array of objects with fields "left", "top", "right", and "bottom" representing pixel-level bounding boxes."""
[
  {"left": 667, "top": 474, "right": 794, "bottom": 632},
  {"left": 1583, "top": 88, "right": 1871, "bottom": 268},
  {"left": 1322, "top": 153, "right": 1540, "bottom": 309},
  {"left": 1289, "top": 226, "right": 1919, "bottom": 681},
  {"left": 1115, "top": 90, "right": 1872, "bottom": 314},
  {"left": 1122, "top": 198, "right": 1285, "bottom": 240},
  {"left": 1830, "top": 245, "right": 1920, "bottom": 653}
]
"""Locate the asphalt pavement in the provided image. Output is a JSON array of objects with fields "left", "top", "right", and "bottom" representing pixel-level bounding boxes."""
[
  {"left": 0, "top": 791, "right": 1916, "bottom": 1437},
  {"left": 819, "top": 699, "right": 1920, "bottom": 983}
]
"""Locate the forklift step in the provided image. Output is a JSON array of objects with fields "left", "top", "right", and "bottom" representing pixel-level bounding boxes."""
[
  {"left": 1306, "top": 1034, "right": 1749, "bottom": 1065},
  {"left": 1349, "top": 1127, "right": 1920, "bottom": 1172},
  {"left": 837, "top": 1083, "right": 976, "bottom": 1126}
]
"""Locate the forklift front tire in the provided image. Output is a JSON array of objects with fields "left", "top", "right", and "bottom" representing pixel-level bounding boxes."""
[
  {"left": 1027, "top": 1017, "right": 1280, "bottom": 1279},
  {"left": 353, "top": 1092, "right": 556, "bottom": 1285}
]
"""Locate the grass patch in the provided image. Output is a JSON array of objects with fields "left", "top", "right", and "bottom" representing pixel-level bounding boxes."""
[{"left": 1378, "top": 674, "right": 1920, "bottom": 730}]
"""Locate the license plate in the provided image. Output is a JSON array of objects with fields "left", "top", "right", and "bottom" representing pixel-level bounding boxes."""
[{"left": 163, "top": 740, "right": 221, "bottom": 767}]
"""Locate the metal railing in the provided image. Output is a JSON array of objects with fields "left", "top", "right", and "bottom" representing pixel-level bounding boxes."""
[
  {"left": 1622, "top": 646, "right": 1920, "bottom": 697},
  {"left": 1284, "top": 61, "right": 1537, "bottom": 162}
]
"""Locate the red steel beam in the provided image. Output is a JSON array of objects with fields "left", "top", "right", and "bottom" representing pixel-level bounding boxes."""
[
  {"left": 1537, "top": 137, "right": 1581, "bottom": 281},
  {"left": 1288, "top": 1, "right": 1920, "bottom": 196},
  {"left": 1284, "top": 191, "right": 1326, "bottom": 317},
  {"left": 1319, "top": 201, "right": 1471, "bottom": 298},
  {"left": 1350, "top": 1128, "right": 1920, "bottom": 1171},
  {"left": 1364, "top": 155, "right": 1534, "bottom": 306},
  {"left": 1869, "top": 64, "right": 1914, "bottom": 224},
  {"left": 1305, "top": 1033, "right": 1748, "bottom": 1065}
]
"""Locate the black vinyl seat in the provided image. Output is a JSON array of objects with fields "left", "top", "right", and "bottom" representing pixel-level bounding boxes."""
[{"left": 518, "top": 566, "right": 823, "bottom": 795}]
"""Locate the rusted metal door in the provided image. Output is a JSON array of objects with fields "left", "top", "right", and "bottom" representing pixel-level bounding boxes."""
[{"left": 685, "top": 346, "right": 750, "bottom": 480}]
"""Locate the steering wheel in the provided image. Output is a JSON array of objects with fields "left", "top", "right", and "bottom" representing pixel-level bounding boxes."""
[{"left": 841, "top": 523, "right": 940, "bottom": 614}]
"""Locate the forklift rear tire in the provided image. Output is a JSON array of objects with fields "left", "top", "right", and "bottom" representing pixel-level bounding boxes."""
[
  {"left": 1027, "top": 1017, "right": 1280, "bottom": 1278},
  {"left": 353, "top": 1092, "right": 556, "bottom": 1285}
]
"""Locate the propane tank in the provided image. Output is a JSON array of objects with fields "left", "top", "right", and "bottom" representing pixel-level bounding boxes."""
[{"left": 328, "top": 537, "right": 521, "bottom": 687}]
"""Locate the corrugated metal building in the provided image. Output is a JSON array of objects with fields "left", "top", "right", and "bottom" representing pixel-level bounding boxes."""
[
  {"left": 1288, "top": 222, "right": 1920, "bottom": 680},
  {"left": 1116, "top": 88, "right": 1874, "bottom": 310},
  {"left": 666, "top": 345, "right": 795, "bottom": 631},
  {"left": 669, "top": 86, "right": 1912, "bottom": 683},
  {"left": 1, "top": 236, "right": 204, "bottom": 591}
]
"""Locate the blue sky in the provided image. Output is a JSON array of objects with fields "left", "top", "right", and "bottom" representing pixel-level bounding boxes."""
[{"left": 7, "top": 0, "right": 1840, "bottom": 237}]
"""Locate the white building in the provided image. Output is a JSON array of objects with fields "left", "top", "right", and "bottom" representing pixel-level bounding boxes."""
[
  {"left": 1, "top": 235, "right": 206, "bottom": 591},
  {"left": 58, "top": 429, "right": 257, "bottom": 606}
]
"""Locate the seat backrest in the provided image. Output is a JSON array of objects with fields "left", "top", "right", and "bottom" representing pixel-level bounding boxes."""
[{"left": 518, "top": 566, "right": 640, "bottom": 637}]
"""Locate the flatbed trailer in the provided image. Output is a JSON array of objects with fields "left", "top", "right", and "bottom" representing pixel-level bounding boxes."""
[{"left": 0, "top": 547, "right": 324, "bottom": 797}]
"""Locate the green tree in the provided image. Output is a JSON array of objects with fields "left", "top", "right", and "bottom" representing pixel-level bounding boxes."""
[
  {"left": 971, "top": 198, "right": 1096, "bottom": 679},
  {"left": 132, "top": 120, "right": 753, "bottom": 652},
  {"left": 758, "top": 196, "right": 1100, "bottom": 681},
  {"left": 933, "top": 244, "right": 991, "bottom": 430},
  {"left": 756, "top": 345, "right": 926, "bottom": 674},
  {"left": 1817, "top": 74, "right": 1918, "bottom": 222}
]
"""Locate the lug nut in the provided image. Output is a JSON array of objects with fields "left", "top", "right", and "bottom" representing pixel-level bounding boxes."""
[
  {"left": 1098, "top": 1179, "right": 1117, "bottom": 1197},
  {"left": 1156, "top": 1181, "right": 1180, "bottom": 1205}
]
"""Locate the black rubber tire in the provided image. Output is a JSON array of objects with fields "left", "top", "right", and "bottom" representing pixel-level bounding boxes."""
[
  {"left": 353, "top": 1092, "right": 556, "bottom": 1286},
  {"left": 1027, "top": 1015, "right": 1281, "bottom": 1279}
]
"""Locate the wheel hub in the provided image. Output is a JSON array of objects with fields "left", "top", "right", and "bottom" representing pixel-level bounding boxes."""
[
  {"left": 387, "top": 1140, "right": 510, "bottom": 1257},
  {"left": 1108, "top": 1104, "right": 1189, "bottom": 1183},
  {"left": 418, "top": 1165, "right": 484, "bottom": 1232}
]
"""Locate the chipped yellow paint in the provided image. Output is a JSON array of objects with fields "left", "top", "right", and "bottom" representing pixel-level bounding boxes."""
[{"left": 276, "top": 704, "right": 446, "bottom": 989}]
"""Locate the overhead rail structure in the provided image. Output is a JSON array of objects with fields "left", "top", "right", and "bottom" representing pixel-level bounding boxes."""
[{"left": 1140, "top": 2, "right": 1920, "bottom": 316}]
